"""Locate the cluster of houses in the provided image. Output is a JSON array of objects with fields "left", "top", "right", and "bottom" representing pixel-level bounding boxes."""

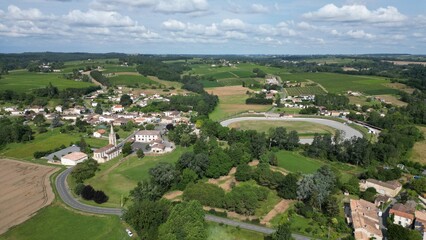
[{"left": 346, "top": 178, "right": 426, "bottom": 240}]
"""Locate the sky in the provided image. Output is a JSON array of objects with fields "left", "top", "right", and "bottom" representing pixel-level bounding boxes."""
[{"left": 0, "top": 0, "right": 425, "bottom": 54}]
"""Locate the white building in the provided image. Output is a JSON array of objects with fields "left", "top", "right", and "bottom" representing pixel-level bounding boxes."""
[
  {"left": 111, "top": 105, "right": 124, "bottom": 113},
  {"left": 93, "top": 129, "right": 106, "bottom": 138},
  {"left": 55, "top": 105, "right": 63, "bottom": 113},
  {"left": 135, "top": 130, "right": 161, "bottom": 143},
  {"left": 390, "top": 202, "right": 416, "bottom": 228},
  {"left": 93, "top": 125, "right": 121, "bottom": 163},
  {"left": 151, "top": 143, "right": 166, "bottom": 153},
  {"left": 61, "top": 152, "right": 88, "bottom": 166}
]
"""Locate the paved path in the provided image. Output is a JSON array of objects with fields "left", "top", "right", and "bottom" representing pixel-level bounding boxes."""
[
  {"left": 221, "top": 116, "right": 363, "bottom": 144},
  {"left": 55, "top": 168, "right": 311, "bottom": 239}
]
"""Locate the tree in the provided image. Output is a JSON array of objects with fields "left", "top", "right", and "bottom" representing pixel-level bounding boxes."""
[
  {"left": 177, "top": 152, "right": 209, "bottom": 178},
  {"left": 235, "top": 164, "right": 252, "bottom": 181},
  {"left": 361, "top": 187, "right": 377, "bottom": 202},
  {"left": 137, "top": 149, "right": 145, "bottom": 159},
  {"left": 124, "top": 200, "right": 171, "bottom": 240},
  {"left": 277, "top": 173, "right": 298, "bottom": 199},
  {"left": 183, "top": 182, "right": 225, "bottom": 207},
  {"left": 119, "top": 94, "right": 133, "bottom": 107},
  {"left": 343, "top": 176, "right": 360, "bottom": 195},
  {"left": 149, "top": 163, "right": 179, "bottom": 192},
  {"left": 387, "top": 223, "right": 422, "bottom": 240},
  {"left": 81, "top": 185, "right": 95, "bottom": 200},
  {"left": 130, "top": 180, "right": 163, "bottom": 202},
  {"left": 177, "top": 169, "right": 198, "bottom": 190},
  {"left": 51, "top": 114, "right": 61, "bottom": 128},
  {"left": 180, "top": 133, "right": 192, "bottom": 147},
  {"left": 122, "top": 142, "right": 132, "bottom": 156},
  {"left": 33, "top": 113, "right": 46, "bottom": 126},
  {"left": 412, "top": 178, "right": 426, "bottom": 194},
  {"left": 94, "top": 103, "right": 103, "bottom": 114},
  {"left": 71, "top": 159, "right": 99, "bottom": 183},
  {"left": 272, "top": 224, "right": 293, "bottom": 240},
  {"left": 158, "top": 201, "right": 206, "bottom": 240},
  {"left": 74, "top": 183, "right": 85, "bottom": 195},
  {"left": 93, "top": 190, "right": 109, "bottom": 204}
]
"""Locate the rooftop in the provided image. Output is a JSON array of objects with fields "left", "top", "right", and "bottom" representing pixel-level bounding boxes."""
[
  {"left": 350, "top": 199, "right": 382, "bottom": 238},
  {"left": 366, "top": 178, "right": 402, "bottom": 190},
  {"left": 136, "top": 130, "right": 161, "bottom": 136},
  {"left": 62, "top": 152, "right": 87, "bottom": 161}
]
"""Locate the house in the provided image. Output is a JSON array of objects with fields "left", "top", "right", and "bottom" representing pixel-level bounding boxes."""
[
  {"left": 93, "top": 129, "right": 106, "bottom": 138},
  {"left": 61, "top": 152, "right": 88, "bottom": 166},
  {"left": 374, "top": 195, "right": 391, "bottom": 207},
  {"left": 27, "top": 106, "right": 44, "bottom": 113},
  {"left": 414, "top": 210, "right": 426, "bottom": 240},
  {"left": 390, "top": 202, "right": 416, "bottom": 227},
  {"left": 113, "top": 117, "right": 132, "bottom": 126},
  {"left": 161, "top": 117, "right": 174, "bottom": 125},
  {"left": 359, "top": 179, "right": 402, "bottom": 197},
  {"left": 135, "top": 130, "right": 161, "bottom": 143},
  {"left": 348, "top": 199, "right": 383, "bottom": 240},
  {"left": 55, "top": 105, "right": 63, "bottom": 113},
  {"left": 111, "top": 105, "right": 124, "bottom": 113},
  {"left": 151, "top": 143, "right": 166, "bottom": 153},
  {"left": 93, "top": 125, "right": 121, "bottom": 163}
]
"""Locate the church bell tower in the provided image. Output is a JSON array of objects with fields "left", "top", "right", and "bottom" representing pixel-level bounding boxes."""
[{"left": 109, "top": 124, "right": 117, "bottom": 146}]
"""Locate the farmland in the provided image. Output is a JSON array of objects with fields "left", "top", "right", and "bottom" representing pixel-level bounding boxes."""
[
  {"left": 207, "top": 86, "right": 272, "bottom": 121},
  {"left": 284, "top": 86, "right": 326, "bottom": 96},
  {"left": 276, "top": 151, "right": 324, "bottom": 174},
  {"left": 410, "top": 126, "right": 426, "bottom": 164},
  {"left": 107, "top": 74, "right": 156, "bottom": 86},
  {"left": 281, "top": 72, "right": 398, "bottom": 95},
  {"left": 0, "top": 205, "right": 129, "bottom": 240},
  {"left": 227, "top": 120, "right": 336, "bottom": 138},
  {"left": 0, "top": 70, "right": 94, "bottom": 92},
  {"left": 0, "top": 159, "right": 58, "bottom": 235}
]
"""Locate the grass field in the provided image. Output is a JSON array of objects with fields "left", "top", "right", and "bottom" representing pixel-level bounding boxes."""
[
  {"left": 85, "top": 147, "right": 188, "bottom": 207},
  {"left": 276, "top": 150, "right": 324, "bottom": 174},
  {"left": 207, "top": 86, "right": 272, "bottom": 121},
  {"left": 0, "top": 204, "right": 129, "bottom": 240},
  {"left": 281, "top": 72, "right": 398, "bottom": 95},
  {"left": 410, "top": 126, "right": 426, "bottom": 164},
  {"left": 108, "top": 74, "right": 156, "bottom": 86},
  {"left": 285, "top": 86, "right": 326, "bottom": 96},
  {"left": 227, "top": 120, "right": 336, "bottom": 138},
  {"left": 207, "top": 222, "right": 265, "bottom": 240},
  {"left": 0, "top": 129, "right": 107, "bottom": 160},
  {"left": 0, "top": 70, "right": 94, "bottom": 92}
]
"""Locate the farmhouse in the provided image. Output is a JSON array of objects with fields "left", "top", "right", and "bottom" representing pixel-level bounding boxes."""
[
  {"left": 359, "top": 178, "right": 402, "bottom": 197},
  {"left": 61, "top": 152, "right": 88, "bottom": 166},
  {"left": 389, "top": 202, "right": 416, "bottom": 228},
  {"left": 135, "top": 130, "right": 161, "bottom": 143},
  {"left": 348, "top": 199, "right": 383, "bottom": 240},
  {"left": 93, "top": 125, "right": 121, "bottom": 163}
]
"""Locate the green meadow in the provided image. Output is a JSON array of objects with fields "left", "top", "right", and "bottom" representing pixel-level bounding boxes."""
[
  {"left": 108, "top": 74, "right": 156, "bottom": 86},
  {"left": 0, "top": 70, "right": 94, "bottom": 92}
]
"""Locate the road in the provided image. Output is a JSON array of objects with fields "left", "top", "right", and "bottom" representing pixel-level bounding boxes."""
[
  {"left": 55, "top": 168, "right": 312, "bottom": 239},
  {"left": 221, "top": 116, "right": 363, "bottom": 144}
]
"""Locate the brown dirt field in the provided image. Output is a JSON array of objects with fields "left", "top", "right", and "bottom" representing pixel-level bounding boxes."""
[
  {"left": 248, "top": 160, "right": 259, "bottom": 166},
  {"left": 260, "top": 199, "right": 294, "bottom": 226},
  {"left": 385, "top": 61, "right": 426, "bottom": 66},
  {"left": 208, "top": 167, "right": 238, "bottom": 192},
  {"left": 206, "top": 86, "right": 253, "bottom": 96},
  {"left": 374, "top": 95, "right": 407, "bottom": 107},
  {"left": 384, "top": 83, "right": 415, "bottom": 94},
  {"left": 163, "top": 190, "right": 183, "bottom": 201},
  {"left": 0, "top": 159, "right": 58, "bottom": 235}
]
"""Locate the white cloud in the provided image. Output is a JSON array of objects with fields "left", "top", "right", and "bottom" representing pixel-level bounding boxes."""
[
  {"left": 4, "top": 5, "right": 53, "bottom": 20},
  {"left": 64, "top": 9, "right": 135, "bottom": 27},
  {"left": 162, "top": 19, "right": 186, "bottom": 31},
  {"left": 220, "top": 18, "right": 246, "bottom": 30},
  {"left": 346, "top": 30, "right": 375, "bottom": 39},
  {"left": 154, "top": 0, "right": 208, "bottom": 13},
  {"left": 303, "top": 4, "right": 406, "bottom": 23},
  {"left": 250, "top": 4, "right": 268, "bottom": 13}
]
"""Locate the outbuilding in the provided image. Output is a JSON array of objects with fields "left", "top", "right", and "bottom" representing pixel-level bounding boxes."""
[{"left": 61, "top": 152, "right": 88, "bottom": 166}]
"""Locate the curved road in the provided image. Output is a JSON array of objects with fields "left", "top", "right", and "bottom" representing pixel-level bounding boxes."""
[
  {"left": 56, "top": 168, "right": 311, "bottom": 239},
  {"left": 221, "top": 117, "right": 363, "bottom": 144}
]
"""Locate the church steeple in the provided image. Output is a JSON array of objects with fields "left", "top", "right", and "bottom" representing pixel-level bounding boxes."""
[{"left": 109, "top": 124, "right": 117, "bottom": 146}]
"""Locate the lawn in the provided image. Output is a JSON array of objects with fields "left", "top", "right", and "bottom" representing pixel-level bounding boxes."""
[
  {"left": 207, "top": 86, "right": 272, "bottom": 121},
  {"left": 108, "top": 74, "right": 156, "bottom": 86},
  {"left": 227, "top": 120, "right": 336, "bottom": 138},
  {"left": 0, "top": 129, "right": 107, "bottom": 160},
  {"left": 281, "top": 72, "right": 398, "bottom": 95},
  {"left": 0, "top": 70, "right": 94, "bottom": 92},
  {"left": 276, "top": 150, "right": 324, "bottom": 174},
  {"left": 0, "top": 204, "right": 129, "bottom": 240},
  {"left": 207, "top": 222, "right": 265, "bottom": 240},
  {"left": 85, "top": 146, "right": 189, "bottom": 207},
  {"left": 410, "top": 126, "right": 426, "bottom": 164}
]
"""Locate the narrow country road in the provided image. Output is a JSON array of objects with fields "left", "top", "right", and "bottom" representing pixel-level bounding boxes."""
[
  {"left": 55, "top": 168, "right": 312, "bottom": 239},
  {"left": 220, "top": 116, "right": 363, "bottom": 144}
]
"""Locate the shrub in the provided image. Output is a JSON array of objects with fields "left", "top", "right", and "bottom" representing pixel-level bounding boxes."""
[
  {"left": 81, "top": 185, "right": 95, "bottom": 200},
  {"left": 93, "top": 190, "right": 109, "bottom": 204},
  {"left": 74, "top": 183, "right": 85, "bottom": 195}
]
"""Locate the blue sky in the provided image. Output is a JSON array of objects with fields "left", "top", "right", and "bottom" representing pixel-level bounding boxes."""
[{"left": 0, "top": 0, "right": 425, "bottom": 54}]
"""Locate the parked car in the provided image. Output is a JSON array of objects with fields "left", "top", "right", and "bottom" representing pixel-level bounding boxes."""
[{"left": 125, "top": 228, "right": 133, "bottom": 237}]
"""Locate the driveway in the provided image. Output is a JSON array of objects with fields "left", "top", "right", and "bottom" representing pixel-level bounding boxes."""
[{"left": 221, "top": 117, "right": 363, "bottom": 144}]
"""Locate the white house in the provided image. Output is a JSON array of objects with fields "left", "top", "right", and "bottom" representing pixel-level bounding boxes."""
[
  {"left": 111, "top": 105, "right": 124, "bottom": 113},
  {"left": 91, "top": 102, "right": 98, "bottom": 107},
  {"left": 390, "top": 202, "right": 416, "bottom": 228},
  {"left": 135, "top": 130, "right": 161, "bottom": 143},
  {"left": 61, "top": 152, "right": 88, "bottom": 166},
  {"left": 93, "top": 129, "right": 106, "bottom": 138},
  {"left": 151, "top": 143, "right": 166, "bottom": 153}
]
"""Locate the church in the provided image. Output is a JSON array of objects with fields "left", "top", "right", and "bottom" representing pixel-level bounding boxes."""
[{"left": 93, "top": 125, "right": 121, "bottom": 163}]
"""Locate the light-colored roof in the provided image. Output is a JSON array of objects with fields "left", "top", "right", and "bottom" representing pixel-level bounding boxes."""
[
  {"left": 416, "top": 210, "right": 426, "bottom": 222},
  {"left": 151, "top": 143, "right": 166, "bottom": 150},
  {"left": 97, "top": 129, "right": 106, "bottom": 134},
  {"left": 136, "top": 130, "right": 160, "bottom": 136},
  {"left": 366, "top": 178, "right": 402, "bottom": 190},
  {"left": 61, "top": 152, "right": 87, "bottom": 161},
  {"left": 350, "top": 199, "right": 382, "bottom": 238}
]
